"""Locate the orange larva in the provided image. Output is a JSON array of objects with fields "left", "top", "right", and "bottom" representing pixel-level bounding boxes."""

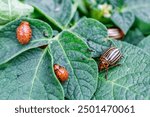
[
  {"left": 53, "top": 64, "right": 69, "bottom": 82},
  {"left": 16, "top": 21, "right": 32, "bottom": 45}
]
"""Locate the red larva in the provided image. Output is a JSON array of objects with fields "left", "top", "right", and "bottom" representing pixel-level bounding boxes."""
[
  {"left": 53, "top": 64, "right": 69, "bottom": 82},
  {"left": 16, "top": 21, "right": 32, "bottom": 45}
]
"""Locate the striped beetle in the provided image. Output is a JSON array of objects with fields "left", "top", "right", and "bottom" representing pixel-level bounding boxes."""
[
  {"left": 99, "top": 47, "right": 122, "bottom": 80},
  {"left": 108, "top": 28, "right": 124, "bottom": 40}
]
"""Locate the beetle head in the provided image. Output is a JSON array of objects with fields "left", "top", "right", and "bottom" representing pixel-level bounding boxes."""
[
  {"left": 21, "top": 21, "right": 30, "bottom": 26},
  {"left": 53, "top": 64, "right": 60, "bottom": 71},
  {"left": 99, "top": 58, "right": 109, "bottom": 71}
]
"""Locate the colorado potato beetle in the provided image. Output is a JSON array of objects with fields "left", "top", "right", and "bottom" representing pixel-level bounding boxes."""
[
  {"left": 108, "top": 28, "right": 124, "bottom": 40},
  {"left": 53, "top": 64, "right": 69, "bottom": 82},
  {"left": 99, "top": 47, "right": 122, "bottom": 79},
  {"left": 16, "top": 21, "right": 32, "bottom": 45}
]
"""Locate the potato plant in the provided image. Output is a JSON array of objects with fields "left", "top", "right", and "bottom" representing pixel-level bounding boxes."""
[{"left": 0, "top": 0, "right": 150, "bottom": 100}]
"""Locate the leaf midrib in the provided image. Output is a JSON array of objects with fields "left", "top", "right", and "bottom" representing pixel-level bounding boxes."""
[
  {"left": 56, "top": 39, "right": 84, "bottom": 99},
  {"left": 28, "top": 49, "right": 47, "bottom": 99}
]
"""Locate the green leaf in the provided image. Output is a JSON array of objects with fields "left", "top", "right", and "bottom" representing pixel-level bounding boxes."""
[
  {"left": 136, "top": 19, "right": 150, "bottom": 35},
  {"left": 123, "top": 0, "right": 150, "bottom": 34},
  {"left": 124, "top": 0, "right": 150, "bottom": 23},
  {"left": 123, "top": 28, "right": 145, "bottom": 45},
  {"left": 0, "top": 0, "right": 33, "bottom": 25},
  {"left": 75, "top": 0, "right": 88, "bottom": 14},
  {"left": 0, "top": 48, "right": 64, "bottom": 100},
  {"left": 25, "top": 0, "right": 77, "bottom": 29},
  {"left": 0, "top": 18, "right": 53, "bottom": 65},
  {"left": 138, "top": 36, "right": 150, "bottom": 54},
  {"left": 71, "top": 17, "right": 111, "bottom": 57},
  {"left": 93, "top": 41, "right": 150, "bottom": 100},
  {"left": 108, "top": 0, "right": 124, "bottom": 8},
  {"left": 49, "top": 31, "right": 98, "bottom": 100},
  {"left": 111, "top": 11, "right": 135, "bottom": 34},
  {"left": 0, "top": 18, "right": 98, "bottom": 100},
  {"left": 112, "top": 0, "right": 150, "bottom": 35}
]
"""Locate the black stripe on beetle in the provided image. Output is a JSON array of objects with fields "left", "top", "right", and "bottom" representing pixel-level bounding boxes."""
[{"left": 99, "top": 47, "right": 122, "bottom": 80}]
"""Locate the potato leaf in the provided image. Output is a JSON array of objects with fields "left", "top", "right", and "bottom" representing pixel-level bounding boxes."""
[
  {"left": 93, "top": 41, "right": 150, "bottom": 100},
  {"left": 123, "top": 28, "right": 145, "bottom": 45},
  {"left": 111, "top": 11, "right": 135, "bottom": 34},
  {"left": 123, "top": 0, "right": 150, "bottom": 34},
  {"left": 49, "top": 31, "right": 98, "bottom": 100},
  {"left": 0, "top": 49, "right": 64, "bottom": 100},
  {"left": 0, "top": 18, "right": 98, "bottom": 100},
  {"left": 25, "top": 0, "right": 77, "bottom": 29},
  {"left": 0, "top": 0, "right": 33, "bottom": 25},
  {"left": 0, "top": 18, "right": 52, "bottom": 65},
  {"left": 71, "top": 17, "right": 111, "bottom": 57},
  {"left": 138, "top": 36, "right": 150, "bottom": 54},
  {"left": 124, "top": 0, "right": 150, "bottom": 23},
  {"left": 108, "top": 0, "right": 124, "bottom": 8},
  {"left": 110, "top": 0, "right": 150, "bottom": 34}
]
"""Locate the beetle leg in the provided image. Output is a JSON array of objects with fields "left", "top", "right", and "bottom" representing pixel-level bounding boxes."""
[
  {"left": 104, "top": 64, "right": 121, "bottom": 80},
  {"left": 110, "top": 64, "right": 121, "bottom": 68}
]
